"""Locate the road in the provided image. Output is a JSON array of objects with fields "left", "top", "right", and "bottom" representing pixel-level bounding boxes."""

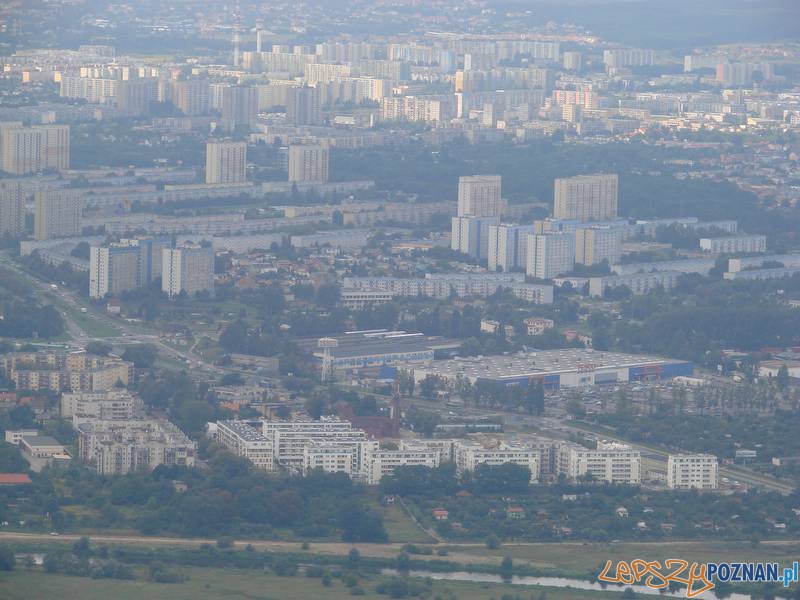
[
  {"left": 405, "top": 396, "right": 795, "bottom": 495},
  {"left": 4, "top": 531, "right": 800, "bottom": 555},
  {"left": 0, "top": 251, "right": 229, "bottom": 378},
  {"left": 559, "top": 420, "right": 795, "bottom": 495}
]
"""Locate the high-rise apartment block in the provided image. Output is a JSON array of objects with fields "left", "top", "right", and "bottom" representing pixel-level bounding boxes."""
[
  {"left": 554, "top": 174, "right": 618, "bottom": 222},
  {"left": 562, "top": 51, "right": 583, "bottom": 71},
  {"left": 89, "top": 237, "right": 171, "bottom": 299},
  {"left": 457, "top": 175, "right": 502, "bottom": 217},
  {"left": 0, "top": 123, "right": 70, "bottom": 175},
  {"left": 34, "top": 190, "right": 82, "bottom": 240},
  {"left": 162, "top": 244, "right": 214, "bottom": 298},
  {"left": 487, "top": 223, "right": 534, "bottom": 272},
  {"left": 526, "top": 231, "right": 575, "bottom": 280},
  {"left": 116, "top": 78, "right": 157, "bottom": 117},
  {"left": 172, "top": 79, "right": 210, "bottom": 116},
  {"left": 0, "top": 181, "right": 24, "bottom": 238},
  {"left": 89, "top": 242, "right": 141, "bottom": 299},
  {"left": 205, "top": 140, "right": 247, "bottom": 184},
  {"left": 381, "top": 96, "right": 447, "bottom": 124},
  {"left": 221, "top": 85, "right": 258, "bottom": 130},
  {"left": 451, "top": 215, "right": 500, "bottom": 260},
  {"left": 288, "top": 144, "right": 330, "bottom": 183},
  {"left": 575, "top": 226, "right": 622, "bottom": 266},
  {"left": 287, "top": 86, "right": 322, "bottom": 126}
]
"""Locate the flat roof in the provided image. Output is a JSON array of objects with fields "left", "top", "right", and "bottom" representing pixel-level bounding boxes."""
[
  {"left": 424, "top": 348, "right": 687, "bottom": 381},
  {"left": 298, "top": 332, "right": 460, "bottom": 360},
  {"left": 21, "top": 435, "right": 64, "bottom": 447}
]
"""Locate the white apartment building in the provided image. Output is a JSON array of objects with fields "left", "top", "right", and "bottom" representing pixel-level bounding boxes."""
[
  {"left": 381, "top": 96, "right": 446, "bottom": 124},
  {"left": 61, "top": 390, "right": 141, "bottom": 421},
  {"left": 526, "top": 231, "right": 576, "bottom": 280},
  {"left": 162, "top": 244, "right": 214, "bottom": 298},
  {"left": 342, "top": 274, "right": 553, "bottom": 304},
  {"left": 451, "top": 215, "right": 500, "bottom": 260},
  {"left": 699, "top": 235, "right": 767, "bottom": 254},
  {"left": 667, "top": 454, "right": 718, "bottom": 490},
  {"left": 261, "top": 417, "right": 367, "bottom": 472},
  {"left": 457, "top": 175, "right": 502, "bottom": 217},
  {"left": 554, "top": 174, "right": 618, "bottom": 222},
  {"left": 205, "top": 140, "right": 247, "bottom": 184},
  {"left": 559, "top": 442, "right": 641, "bottom": 484},
  {"left": 77, "top": 418, "right": 196, "bottom": 476},
  {"left": 588, "top": 270, "right": 681, "bottom": 297},
  {"left": 288, "top": 144, "right": 329, "bottom": 183},
  {"left": 213, "top": 420, "right": 274, "bottom": 471},
  {"left": 303, "top": 440, "right": 379, "bottom": 478},
  {"left": 488, "top": 223, "right": 534, "bottom": 272},
  {"left": 363, "top": 446, "right": 440, "bottom": 485},
  {"left": 454, "top": 441, "right": 540, "bottom": 482},
  {"left": 89, "top": 242, "right": 141, "bottom": 299}
]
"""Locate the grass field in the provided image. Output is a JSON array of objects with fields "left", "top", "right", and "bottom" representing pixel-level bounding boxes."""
[
  {"left": 454, "top": 540, "right": 800, "bottom": 577},
  {"left": 43, "top": 294, "right": 121, "bottom": 338},
  {"left": 381, "top": 504, "right": 436, "bottom": 544},
  {"left": 0, "top": 567, "right": 626, "bottom": 600}
]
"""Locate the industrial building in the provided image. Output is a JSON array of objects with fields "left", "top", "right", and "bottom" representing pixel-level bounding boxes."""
[
  {"left": 298, "top": 330, "right": 461, "bottom": 373},
  {"left": 413, "top": 348, "right": 692, "bottom": 390}
]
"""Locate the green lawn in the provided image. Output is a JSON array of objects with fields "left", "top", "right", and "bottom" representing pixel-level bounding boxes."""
[
  {"left": 454, "top": 540, "right": 800, "bottom": 577},
  {"left": 0, "top": 567, "right": 625, "bottom": 600},
  {"left": 381, "top": 504, "right": 436, "bottom": 544}
]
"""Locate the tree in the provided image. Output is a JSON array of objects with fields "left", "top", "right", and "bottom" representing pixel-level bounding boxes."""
[
  {"left": 347, "top": 547, "right": 361, "bottom": 569},
  {"left": 566, "top": 396, "right": 586, "bottom": 419},
  {"left": 86, "top": 341, "right": 112, "bottom": 356},
  {"left": 500, "top": 555, "right": 513, "bottom": 578},
  {"left": 121, "top": 344, "right": 158, "bottom": 368},
  {"left": 220, "top": 372, "right": 245, "bottom": 386},
  {"left": 316, "top": 283, "right": 341, "bottom": 309},
  {"left": 0, "top": 546, "right": 14, "bottom": 571},
  {"left": 472, "top": 463, "right": 531, "bottom": 494},
  {"left": 525, "top": 381, "right": 545, "bottom": 415},
  {"left": 72, "top": 536, "right": 91, "bottom": 560},
  {"left": 340, "top": 503, "right": 388, "bottom": 542},
  {"left": 305, "top": 396, "right": 326, "bottom": 419},
  {"left": 777, "top": 365, "right": 790, "bottom": 391}
]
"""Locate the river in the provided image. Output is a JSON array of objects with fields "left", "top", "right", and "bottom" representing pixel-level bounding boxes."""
[{"left": 381, "top": 568, "right": 754, "bottom": 599}]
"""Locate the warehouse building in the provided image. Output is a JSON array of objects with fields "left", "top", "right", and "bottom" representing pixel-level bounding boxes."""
[
  {"left": 413, "top": 348, "right": 692, "bottom": 390},
  {"left": 298, "top": 330, "right": 461, "bottom": 372}
]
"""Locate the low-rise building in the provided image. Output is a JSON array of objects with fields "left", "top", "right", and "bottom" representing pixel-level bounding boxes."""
[
  {"left": 699, "top": 234, "right": 766, "bottom": 254},
  {"left": 212, "top": 420, "right": 274, "bottom": 471},
  {"left": 454, "top": 441, "right": 540, "bottom": 482},
  {"left": 0, "top": 351, "right": 132, "bottom": 393},
  {"left": 61, "top": 390, "right": 141, "bottom": 421},
  {"left": 363, "top": 445, "right": 440, "bottom": 485},
  {"left": 4, "top": 429, "right": 38, "bottom": 445},
  {"left": 20, "top": 435, "right": 69, "bottom": 459},
  {"left": 667, "top": 453, "right": 718, "bottom": 490},
  {"left": 559, "top": 442, "right": 641, "bottom": 484},
  {"left": 524, "top": 317, "right": 555, "bottom": 336}
]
